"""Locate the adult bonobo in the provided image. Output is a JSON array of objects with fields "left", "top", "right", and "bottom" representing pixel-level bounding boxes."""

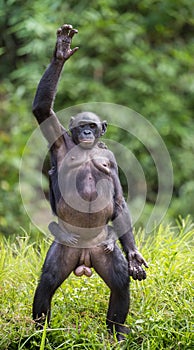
[{"left": 32, "top": 24, "right": 148, "bottom": 341}]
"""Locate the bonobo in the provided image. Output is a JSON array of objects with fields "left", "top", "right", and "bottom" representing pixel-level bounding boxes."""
[{"left": 32, "top": 24, "right": 148, "bottom": 341}]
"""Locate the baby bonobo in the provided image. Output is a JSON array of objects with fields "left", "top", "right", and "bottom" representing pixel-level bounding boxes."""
[{"left": 32, "top": 24, "right": 148, "bottom": 341}]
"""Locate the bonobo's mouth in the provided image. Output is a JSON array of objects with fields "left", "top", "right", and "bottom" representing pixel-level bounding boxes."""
[
  {"left": 81, "top": 140, "right": 93, "bottom": 143},
  {"left": 80, "top": 142, "right": 94, "bottom": 148},
  {"left": 79, "top": 138, "right": 95, "bottom": 148}
]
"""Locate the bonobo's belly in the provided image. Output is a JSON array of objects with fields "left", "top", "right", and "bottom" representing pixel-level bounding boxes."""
[{"left": 56, "top": 160, "right": 114, "bottom": 231}]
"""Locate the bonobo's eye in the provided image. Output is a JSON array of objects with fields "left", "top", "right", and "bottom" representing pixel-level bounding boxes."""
[
  {"left": 79, "top": 124, "right": 85, "bottom": 129},
  {"left": 89, "top": 123, "right": 96, "bottom": 129}
]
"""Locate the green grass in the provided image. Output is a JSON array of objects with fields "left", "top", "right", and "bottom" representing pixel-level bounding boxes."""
[{"left": 0, "top": 217, "right": 193, "bottom": 349}]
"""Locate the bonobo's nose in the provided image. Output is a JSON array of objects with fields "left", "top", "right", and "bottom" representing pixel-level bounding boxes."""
[{"left": 83, "top": 129, "right": 92, "bottom": 135}]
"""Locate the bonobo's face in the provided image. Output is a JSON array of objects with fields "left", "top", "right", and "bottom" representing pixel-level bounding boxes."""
[
  {"left": 73, "top": 122, "right": 100, "bottom": 149},
  {"left": 69, "top": 112, "right": 107, "bottom": 149}
]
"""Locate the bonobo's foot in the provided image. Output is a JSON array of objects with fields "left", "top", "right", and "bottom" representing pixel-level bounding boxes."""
[
  {"left": 107, "top": 323, "right": 130, "bottom": 342},
  {"left": 116, "top": 326, "right": 130, "bottom": 342},
  {"left": 98, "top": 239, "right": 115, "bottom": 253},
  {"left": 33, "top": 313, "right": 48, "bottom": 329},
  {"left": 104, "top": 240, "right": 115, "bottom": 254},
  {"left": 98, "top": 225, "right": 116, "bottom": 253},
  {"left": 48, "top": 222, "right": 79, "bottom": 246},
  {"left": 54, "top": 24, "right": 79, "bottom": 61},
  {"left": 128, "top": 250, "right": 149, "bottom": 281}
]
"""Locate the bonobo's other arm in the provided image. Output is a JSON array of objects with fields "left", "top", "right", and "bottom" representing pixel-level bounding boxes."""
[
  {"left": 32, "top": 24, "right": 79, "bottom": 145},
  {"left": 111, "top": 162, "right": 148, "bottom": 281},
  {"left": 113, "top": 202, "right": 148, "bottom": 281}
]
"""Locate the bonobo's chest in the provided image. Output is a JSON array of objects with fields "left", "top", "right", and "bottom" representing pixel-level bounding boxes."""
[
  {"left": 57, "top": 144, "right": 114, "bottom": 214},
  {"left": 58, "top": 144, "right": 112, "bottom": 178}
]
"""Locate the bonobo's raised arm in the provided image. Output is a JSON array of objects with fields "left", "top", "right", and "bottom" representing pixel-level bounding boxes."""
[{"left": 32, "top": 25, "right": 79, "bottom": 146}]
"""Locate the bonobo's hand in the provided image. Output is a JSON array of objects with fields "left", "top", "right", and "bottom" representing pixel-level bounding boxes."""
[
  {"left": 55, "top": 24, "right": 79, "bottom": 61},
  {"left": 127, "top": 250, "right": 148, "bottom": 281}
]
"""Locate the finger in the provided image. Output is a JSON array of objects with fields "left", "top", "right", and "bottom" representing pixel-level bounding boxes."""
[
  {"left": 69, "top": 28, "right": 78, "bottom": 38},
  {"left": 142, "top": 269, "right": 147, "bottom": 279},
  {"left": 129, "top": 266, "right": 138, "bottom": 280},
  {"left": 128, "top": 263, "right": 133, "bottom": 275},
  {"left": 136, "top": 253, "right": 149, "bottom": 268},
  {"left": 57, "top": 24, "right": 73, "bottom": 36},
  {"left": 104, "top": 247, "right": 109, "bottom": 253},
  {"left": 132, "top": 269, "right": 138, "bottom": 280},
  {"left": 69, "top": 47, "right": 79, "bottom": 57},
  {"left": 137, "top": 267, "right": 147, "bottom": 281},
  {"left": 61, "top": 24, "right": 73, "bottom": 32},
  {"left": 70, "top": 241, "right": 77, "bottom": 246},
  {"left": 142, "top": 259, "right": 149, "bottom": 268},
  {"left": 57, "top": 28, "right": 62, "bottom": 36}
]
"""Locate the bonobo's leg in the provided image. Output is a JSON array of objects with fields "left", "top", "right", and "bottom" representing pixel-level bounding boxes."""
[
  {"left": 33, "top": 242, "right": 80, "bottom": 324},
  {"left": 91, "top": 245, "right": 130, "bottom": 341}
]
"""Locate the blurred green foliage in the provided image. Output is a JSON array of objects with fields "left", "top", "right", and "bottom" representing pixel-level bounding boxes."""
[{"left": 1, "top": 0, "right": 194, "bottom": 234}]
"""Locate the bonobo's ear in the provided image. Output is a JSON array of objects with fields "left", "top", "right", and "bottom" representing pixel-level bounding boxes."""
[
  {"left": 69, "top": 116, "right": 75, "bottom": 131},
  {"left": 101, "top": 121, "right": 107, "bottom": 136}
]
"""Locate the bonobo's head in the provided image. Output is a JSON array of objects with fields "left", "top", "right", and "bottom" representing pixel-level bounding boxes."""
[{"left": 69, "top": 112, "right": 107, "bottom": 149}]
